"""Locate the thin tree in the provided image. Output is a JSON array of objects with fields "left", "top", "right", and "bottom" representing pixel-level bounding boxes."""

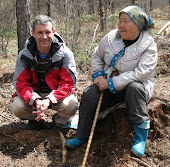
[
  {"left": 16, "top": 0, "right": 31, "bottom": 53},
  {"left": 132, "top": 0, "right": 136, "bottom": 5},
  {"left": 98, "top": 0, "right": 105, "bottom": 31},
  {"left": 37, "top": 0, "right": 41, "bottom": 14},
  {"left": 87, "top": 0, "right": 95, "bottom": 15},
  {"left": 47, "top": 0, "right": 51, "bottom": 17},
  {"left": 110, "top": 0, "right": 115, "bottom": 13},
  {"left": 150, "top": 0, "right": 153, "bottom": 11}
]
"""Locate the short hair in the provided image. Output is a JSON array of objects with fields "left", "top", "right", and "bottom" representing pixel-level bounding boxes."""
[{"left": 32, "top": 15, "right": 55, "bottom": 31}]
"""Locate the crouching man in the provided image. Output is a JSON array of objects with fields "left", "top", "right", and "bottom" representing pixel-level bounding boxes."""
[{"left": 11, "top": 15, "right": 78, "bottom": 130}]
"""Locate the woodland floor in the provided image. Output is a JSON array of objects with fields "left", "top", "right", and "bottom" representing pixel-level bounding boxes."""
[{"left": 0, "top": 34, "right": 169, "bottom": 167}]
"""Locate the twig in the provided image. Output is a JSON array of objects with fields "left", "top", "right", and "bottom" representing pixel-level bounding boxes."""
[
  {"left": 157, "top": 21, "right": 170, "bottom": 35},
  {"left": 88, "top": 24, "right": 99, "bottom": 55},
  {"left": 59, "top": 131, "right": 67, "bottom": 164},
  {"left": 0, "top": 113, "right": 15, "bottom": 122},
  {"left": 0, "top": 106, "right": 5, "bottom": 115},
  {"left": 130, "top": 156, "right": 151, "bottom": 167},
  {"left": 77, "top": 81, "right": 86, "bottom": 84},
  {"left": 0, "top": 129, "right": 26, "bottom": 147},
  {"left": 56, "top": 149, "right": 62, "bottom": 153},
  {"left": 2, "top": 75, "right": 5, "bottom": 91},
  {"left": 20, "top": 130, "right": 37, "bottom": 153},
  {"left": 0, "top": 115, "right": 37, "bottom": 153},
  {"left": 0, "top": 113, "right": 7, "bottom": 119}
]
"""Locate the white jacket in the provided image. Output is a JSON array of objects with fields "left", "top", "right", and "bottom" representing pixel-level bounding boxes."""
[{"left": 91, "top": 29, "right": 158, "bottom": 102}]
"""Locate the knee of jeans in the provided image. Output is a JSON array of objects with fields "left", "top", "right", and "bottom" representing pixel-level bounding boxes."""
[
  {"left": 57, "top": 99, "right": 78, "bottom": 117},
  {"left": 54, "top": 114, "right": 70, "bottom": 125},
  {"left": 11, "top": 98, "right": 33, "bottom": 119},
  {"left": 65, "top": 103, "right": 78, "bottom": 116}
]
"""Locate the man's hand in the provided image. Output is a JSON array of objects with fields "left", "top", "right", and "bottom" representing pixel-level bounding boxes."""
[
  {"left": 34, "top": 99, "right": 50, "bottom": 112},
  {"left": 33, "top": 99, "right": 50, "bottom": 121},
  {"left": 34, "top": 113, "right": 47, "bottom": 122},
  {"left": 94, "top": 76, "right": 108, "bottom": 91},
  {"left": 41, "top": 99, "right": 50, "bottom": 111},
  {"left": 35, "top": 99, "right": 43, "bottom": 111}
]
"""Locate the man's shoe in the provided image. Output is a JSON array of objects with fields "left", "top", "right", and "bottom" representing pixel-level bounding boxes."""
[
  {"left": 28, "top": 120, "right": 45, "bottom": 130},
  {"left": 53, "top": 113, "right": 78, "bottom": 129},
  {"left": 65, "top": 137, "right": 87, "bottom": 149}
]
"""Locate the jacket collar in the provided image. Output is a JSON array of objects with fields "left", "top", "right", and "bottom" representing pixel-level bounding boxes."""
[
  {"left": 108, "top": 29, "right": 125, "bottom": 54},
  {"left": 108, "top": 29, "right": 154, "bottom": 57},
  {"left": 22, "top": 33, "right": 64, "bottom": 62}
]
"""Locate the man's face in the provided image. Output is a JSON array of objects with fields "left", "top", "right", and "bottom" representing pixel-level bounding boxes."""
[
  {"left": 31, "top": 22, "right": 55, "bottom": 52},
  {"left": 118, "top": 13, "right": 140, "bottom": 40}
]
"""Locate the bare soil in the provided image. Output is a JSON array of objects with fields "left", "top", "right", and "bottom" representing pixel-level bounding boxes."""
[{"left": 0, "top": 35, "right": 169, "bottom": 167}]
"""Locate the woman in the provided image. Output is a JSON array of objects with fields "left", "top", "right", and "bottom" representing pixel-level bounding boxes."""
[{"left": 65, "top": 6, "right": 158, "bottom": 158}]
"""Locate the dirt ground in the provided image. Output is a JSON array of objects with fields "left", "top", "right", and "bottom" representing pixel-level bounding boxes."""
[{"left": 0, "top": 35, "right": 169, "bottom": 167}]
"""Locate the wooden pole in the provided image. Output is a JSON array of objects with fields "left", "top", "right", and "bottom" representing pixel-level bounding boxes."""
[
  {"left": 81, "top": 91, "right": 104, "bottom": 167},
  {"left": 59, "top": 131, "right": 67, "bottom": 164}
]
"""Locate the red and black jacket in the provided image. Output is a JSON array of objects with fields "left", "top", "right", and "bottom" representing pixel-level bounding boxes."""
[{"left": 13, "top": 33, "right": 77, "bottom": 105}]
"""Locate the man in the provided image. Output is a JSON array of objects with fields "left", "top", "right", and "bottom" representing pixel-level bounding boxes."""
[{"left": 11, "top": 15, "right": 78, "bottom": 130}]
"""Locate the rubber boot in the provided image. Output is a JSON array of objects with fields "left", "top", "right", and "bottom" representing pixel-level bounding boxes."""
[
  {"left": 65, "top": 137, "right": 87, "bottom": 149},
  {"left": 131, "top": 120, "right": 150, "bottom": 158}
]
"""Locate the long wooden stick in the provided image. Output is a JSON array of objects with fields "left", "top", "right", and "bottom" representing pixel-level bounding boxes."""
[{"left": 81, "top": 91, "right": 104, "bottom": 167}]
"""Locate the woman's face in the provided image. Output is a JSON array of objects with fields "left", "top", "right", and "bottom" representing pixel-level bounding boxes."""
[{"left": 118, "top": 13, "right": 140, "bottom": 40}]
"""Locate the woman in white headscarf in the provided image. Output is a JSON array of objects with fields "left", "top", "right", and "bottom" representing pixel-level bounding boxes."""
[{"left": 65, "top": 6, "right": 157, "bottom": 158}]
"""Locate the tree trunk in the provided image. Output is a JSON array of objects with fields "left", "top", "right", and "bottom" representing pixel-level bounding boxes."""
[
  {"left": 132, "top": 0, "right": 136, "bottom": 5},
  {"left": 16, "top": 0, "right": 31, "bottom": 53},
  {"left": 87, "top": 0, "right": 95, "bottom": 15},
  {"left": 98, "top": 0, "right": 105, "bottom": 31},
  {"left": 103, "top": 0, "right": 107, "bottom": 30},
  {"left": 110, "top": 0, "right": 115, "bottom": 13},
  {"left": 47, "top": 0, "right": 51, "bottom": 17},
  {"left": 37, "top": 0, "right": 40, "bottom": 14},
  {"left": 150, "top": 0, "right": 153, "bottom": 11}
]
